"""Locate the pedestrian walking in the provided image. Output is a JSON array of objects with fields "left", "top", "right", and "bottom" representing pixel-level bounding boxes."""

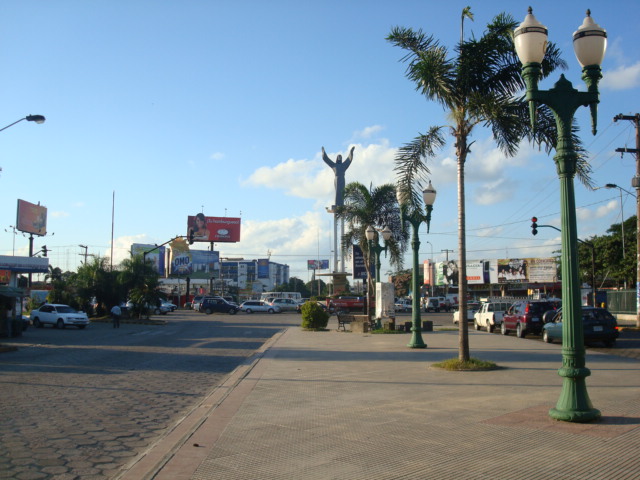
[{"left": 111, "top": 304, "right": 122, "bottom": 328}]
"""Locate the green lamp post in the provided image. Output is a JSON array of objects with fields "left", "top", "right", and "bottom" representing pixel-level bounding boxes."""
[
  {"left": 397, "top": 181, "right": 436, "bottom": 348},
  {"left": 366, "top": 225, "right": 392, "bottom": 327},
  {"left": 514, "top": 8, "right": 607, "bottom": 422}
]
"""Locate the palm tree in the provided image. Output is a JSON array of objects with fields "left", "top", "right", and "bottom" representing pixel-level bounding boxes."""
[
  {"left": 337, "top": 182, "right": 408, "bottom": 308},
  {"left": 387, "top": 10, "right": 576, "bottom": 361}
]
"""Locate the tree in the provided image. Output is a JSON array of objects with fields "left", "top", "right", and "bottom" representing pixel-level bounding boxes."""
[
  {"left": 387, "top": 10, "right": 570, "bottom": 361},
  {"left": 337, "top": 182, "right": 408, "bottom": 308},
  {"left": 119, "top": 254, "right": 161, "bottom": 319},
  {"left": 275, "top": 277, "right": 310, "bottom": 298}
]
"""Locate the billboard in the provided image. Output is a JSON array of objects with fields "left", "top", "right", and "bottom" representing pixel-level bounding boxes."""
[
  {"left": 352, "top": 245, "right": 374, "bottom": 280},
  {"left": 170, "top": 249, "right": 220, "bottom": 279},
  {"left": 257, "top": 259, "right": 270, "bottom": 279},
  {"left": 307, "top": 259, "right": 329, "bottom": 270},
  {"left": 16, "top": 199, "right": 47, "bottom": 236},
  {"left": 131, "top": 244, "right": 166, "bottom": 277},
  {"left": 434, "top": 258, "right": 555, "bottom": 285},
  {"left": 187, "top": 214, "right": 241, "bottom": 243}
]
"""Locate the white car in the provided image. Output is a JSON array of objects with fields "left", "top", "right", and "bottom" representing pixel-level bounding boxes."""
[
  {"left": 452, "top": 303, "right": 481, "bottom": 324},
  {"left": 31, "top": 304, "right": 90, "bottom": 329},
  {"left": 473, "top": 301, "right": 512, "bottom": 333}
]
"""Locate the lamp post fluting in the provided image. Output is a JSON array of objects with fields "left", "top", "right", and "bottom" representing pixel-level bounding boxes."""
[
  {"left": 397, "top": 181, "right": 436, "bottom": 348},
  {"left": 514, "top": 8, "right": 607, "bottom": 423}
]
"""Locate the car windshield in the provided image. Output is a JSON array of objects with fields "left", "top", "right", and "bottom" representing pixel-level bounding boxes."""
[{"left": 57, "top": 306, "right": 77, "bottom": 313}]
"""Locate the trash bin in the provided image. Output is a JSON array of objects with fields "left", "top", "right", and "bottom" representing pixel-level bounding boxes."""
[
  {"left": 422, "top": 320, "right": 433, "bottom": 332},
  {"left": 11, "top": 318, "right": 23, "bottom": 337}
]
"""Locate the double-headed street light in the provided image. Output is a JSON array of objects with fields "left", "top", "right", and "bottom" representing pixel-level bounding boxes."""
[
  {"left": 515, "top": 8, "right": 607, "bottom": 423},
  {"left": 397, "top": 181, "right": 436, "bottom": 348},
  {"left": 365, "top": 225, "right": 392, "bottom": 283},
  {"left": 0, "top": 115, "right": 46, "bottom": 133},
  {"left": 366, "top": 225, "right": 392, "bottom": 328}
]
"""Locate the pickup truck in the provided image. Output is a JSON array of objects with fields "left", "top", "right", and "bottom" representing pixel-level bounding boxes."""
[
  {"left": 473, "top": 301, "right": 512, "bottom": 333},
  {"left": 327, "top": 296, "right": 370, "bottom": 313},
  {"left": 452, "top": 303, "right": 480, "bottom": 324}
]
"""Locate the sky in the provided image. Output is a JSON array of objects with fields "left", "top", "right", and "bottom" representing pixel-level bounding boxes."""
[{"left": 0, "top": 0, "right": 639, "bottom": 283}]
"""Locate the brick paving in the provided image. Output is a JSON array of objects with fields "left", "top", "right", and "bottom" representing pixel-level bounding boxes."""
[{"left": 128, "top": 319, "right": 640, "bottom": 480}]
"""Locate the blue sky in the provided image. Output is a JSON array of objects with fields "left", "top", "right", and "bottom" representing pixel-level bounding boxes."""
[{"left": 1, "top": 0, "right": 638, "bottom": 282}]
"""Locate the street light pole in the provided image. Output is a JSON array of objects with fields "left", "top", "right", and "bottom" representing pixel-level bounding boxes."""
[
  {"left": 515, "top": 8, "right": 607, "bottom": 423},
  {"left": 0, "top": 115, "right": 46, "bottom": 133},
  {"left": 397, "top": 181, "right": 436, "bottom": 348}
]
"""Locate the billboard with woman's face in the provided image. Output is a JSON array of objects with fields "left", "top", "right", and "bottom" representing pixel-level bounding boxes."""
[
  {"left": 17, "top": 199, "right": 47, "bottom": 236},
  {"left": 187, "top": 215, "right": 241, "bottom": 243}
]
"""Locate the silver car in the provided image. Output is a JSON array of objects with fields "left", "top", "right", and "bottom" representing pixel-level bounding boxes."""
[{"left": 239, "top": 301, "right": 281, "bottom": 314}]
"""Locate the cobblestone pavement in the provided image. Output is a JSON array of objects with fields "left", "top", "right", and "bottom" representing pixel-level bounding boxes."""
[{"left": 0, "top": 310, "right": 300, "bottom": 480}]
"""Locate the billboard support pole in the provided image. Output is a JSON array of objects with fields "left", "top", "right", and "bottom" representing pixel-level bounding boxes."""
[{"left": 28, "top": 234, "right": 33, "bottom": 288}]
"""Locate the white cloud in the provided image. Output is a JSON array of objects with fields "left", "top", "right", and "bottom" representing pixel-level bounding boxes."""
[
  {"left": 51, "top": 211, "right": 70, "bottom": 218},
  {"left": 243, "top": 140, "right": 399, "bottom": 209},
  {"left": 352, "top": 125, "right": 384, "bottom": 140},
  {"left": 473, "top": 178, "right": 517, "bottom": 206},
  {"left": 601, "top": 61, "right": 640, "bottom": 90},
  {"left": 210, "top": 152, "right": 225, "bottom": 160}
]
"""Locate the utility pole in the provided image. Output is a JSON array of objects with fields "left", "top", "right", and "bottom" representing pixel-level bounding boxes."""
[
  {"left": 614, "top": 113, "right": 640, "bottom": 328},
  {"left": 441, "top": 249, "right": 454, "bottom": 261},
  {"left": 79, "top": 244, "right": 88, "bottom": 264}
]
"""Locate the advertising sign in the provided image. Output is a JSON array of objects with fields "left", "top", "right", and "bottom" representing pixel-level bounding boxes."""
[
  {"left": 16, "top": 199, "right": 47, "bottom": 236},
  {"left": 0, "top": 255, "right": 48, "bottom": 273},
  {"left": 257, "top": 259, "right": 270, "bottom": 279},
  {"left": 352, "top": 245, "right": 374, "bottom": 280},
  {"left": 131, "top": 244, "right": 166, "bottom": 276},
  {"left": 187, "top": 214, "right": 241, "bottom": 243},
  {"left": 525, "top": 257, "right": 558, "bottom": 283},
  {"left": 307, "top": 260, "right": 329, "bottom": 270},
  {"left": 497, "top": 258, "right": 528, "bottom": 283},
  {"left": 170, "top": 249, "right": 219, "bottom": 279}
]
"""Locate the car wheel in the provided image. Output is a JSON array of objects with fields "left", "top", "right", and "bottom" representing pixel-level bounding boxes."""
[
  {"left": 229, "top": 308, "right": 237, "bottom": 315},
  {"left": 154, "top": 308, "right": 161, "bottom": 315},
  {"left": 474, "top": 321, "right": 481, "bottom": 331},
  {"left": 33, "top": 317, "right": 42, "bottom": 328},
  {"left": 246, "top": 309, "right": 252, "bottom": 314},
  {"left": 516, "top": 323, "right": 526, "bottom": 338},
  {"left": 268, "top": 308, "right": 275, "bottom": 314},
  {"left": 501, "top": 322, "right": 508, "bottom": 335},
  {"left": 487, "top": 322, "right": 493, "bottom": 333},
  {"left": 56, "top": 319, "right": 65, "bottom": 329},
  {"left": 542, "top": 330, "right": 552, "bottom": 343},
  {"left": 205, "top": 308, "right": 213, "bottom": 315}
]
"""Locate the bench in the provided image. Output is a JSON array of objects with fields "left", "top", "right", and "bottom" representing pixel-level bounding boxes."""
[{"left": 337, "top": 313, "right": 370, "bottom": 331}]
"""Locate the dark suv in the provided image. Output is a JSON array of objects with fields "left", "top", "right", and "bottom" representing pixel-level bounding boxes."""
[
  {"left": 199, "top": 297, "right": 238, "bottom": 315},
  {"left": 501, "top": 300, "right": 554, "bottom": 338}
]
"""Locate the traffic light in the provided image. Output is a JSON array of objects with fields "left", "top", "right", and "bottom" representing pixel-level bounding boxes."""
[
  {"left": 531, "top": 217, "right": 538, "bottom": 236},
  {"left": 188, "top": 229, "right": 195, "bottom": 245},
  {"left": 41, "top": 245, "right": 47, "bottom": 257}
]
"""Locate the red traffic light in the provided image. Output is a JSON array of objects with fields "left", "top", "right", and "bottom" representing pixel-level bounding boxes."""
[{"left": 531, "top": 216, "right": 537, "bottom": 222}]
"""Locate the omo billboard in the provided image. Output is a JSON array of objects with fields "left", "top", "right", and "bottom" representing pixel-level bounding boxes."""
[{"left": 187, "top": 214, "right": 241, "bottom": 243}]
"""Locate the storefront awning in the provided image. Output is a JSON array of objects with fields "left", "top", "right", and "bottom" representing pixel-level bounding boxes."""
[{"left": 0, "top": 286, "right": 25, "bottom": 298}]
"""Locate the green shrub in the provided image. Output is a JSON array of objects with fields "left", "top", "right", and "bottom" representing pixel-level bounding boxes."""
[{"left": 300, "top": 301, "right": 329, "bottom": 330}]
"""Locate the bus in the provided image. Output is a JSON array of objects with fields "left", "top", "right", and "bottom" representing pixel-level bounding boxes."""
[{"left": 259, "top": 292, "right": 303, "bottom": 302}]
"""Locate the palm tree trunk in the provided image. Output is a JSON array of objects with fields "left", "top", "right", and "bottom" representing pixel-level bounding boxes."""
[{"left": 457, "top": 143, "right": 470, "bottom": 362}]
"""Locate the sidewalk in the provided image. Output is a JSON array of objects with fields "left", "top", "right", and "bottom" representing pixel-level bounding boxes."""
[{"left": 119, "top": 319, "right": 640, "bottom": 480}]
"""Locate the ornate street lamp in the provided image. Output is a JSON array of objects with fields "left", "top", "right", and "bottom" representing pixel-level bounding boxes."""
[
  {"left": 366, "top": 225, "right": 393, "bottom": 327},
  {"left": 0, "top": 115, "right": 46, "bottom": 133},
  {"left": 514, "top": 8, "right": 607, "bottom": 423},
  {"left": 397, "top": 181, "right": 436, "bottom": 348}
]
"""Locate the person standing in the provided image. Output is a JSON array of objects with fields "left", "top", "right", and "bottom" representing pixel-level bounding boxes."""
[{"left": 110, "top": 304, "right": 122, "bottom": 328}]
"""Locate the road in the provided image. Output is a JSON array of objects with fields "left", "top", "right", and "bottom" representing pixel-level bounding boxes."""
[{"left": 0, "top": 309, "right": 301, "bottom": 480}]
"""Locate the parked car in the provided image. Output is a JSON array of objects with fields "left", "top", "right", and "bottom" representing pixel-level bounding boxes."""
[
  {"left": 395, "top": 299, "right": 412, "bottom": 312},
  {"left": 474, "top": 301, "right": 512, "bottom": 333},
  {"left": 31, "top": 304, "right": 90, "bottom": 329},
  {"left": 452, "top": 303, "right": 480, "bottom": 324},
  {"left": 239, "top": 301, "right": 281, "bottom": 314},
  {"left": 296, "top": 301, "right": 329, "bottom": 314},
  {"left": 424, "top": 297, "right": 443, "bottom": 313},
  {"left": 191, "top": 295, "right": 207, "bottom": 311},
  {"left": 199, "top": 297, "right": 238, "bottom": 315},
  {"left": 161, "top": 300, "right": 177, "bottom": 312},
  {"left": 267, "top": 298, "right": 300, "bottom": 312},
  {"left": 501, "top": 300, "right": 555, "bottom": 338},
  {"left": 542, "top": 306, "right": 619, "bottom": 347}
]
